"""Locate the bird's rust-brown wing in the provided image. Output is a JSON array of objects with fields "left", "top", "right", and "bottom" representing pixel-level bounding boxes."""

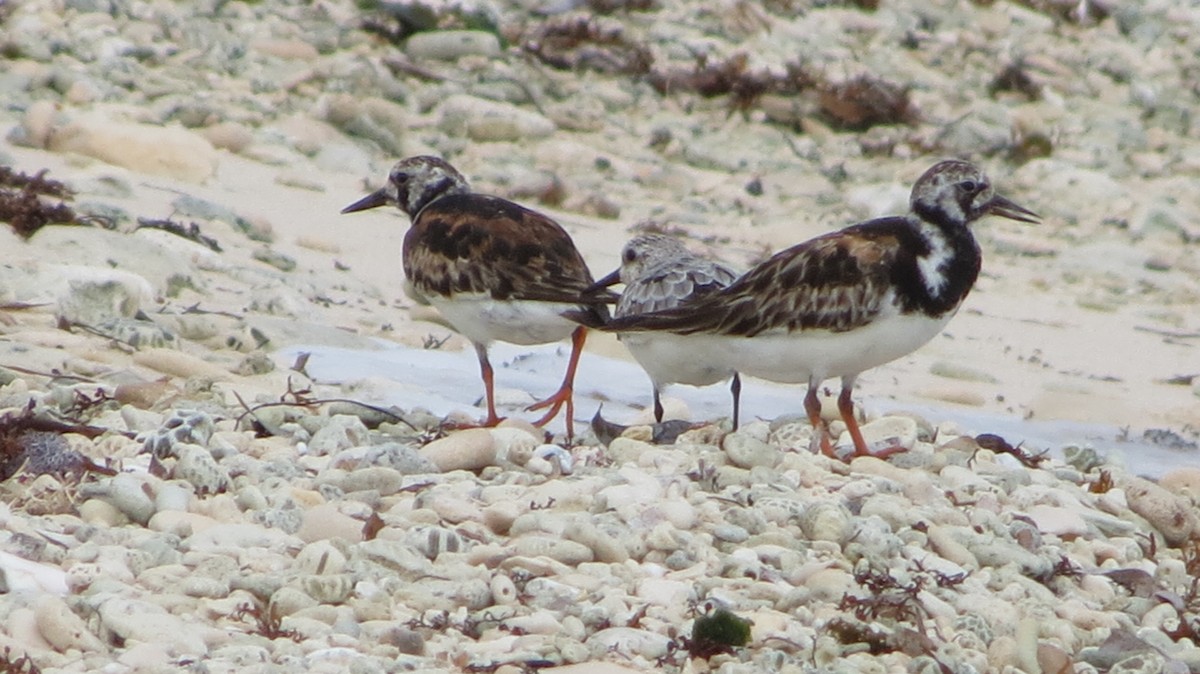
[
  {"left": 606, "top": 222, "right": 906, "bottom": 337},
  {"left": 403, "top": 193, "right": 610, "bottom": 325}
]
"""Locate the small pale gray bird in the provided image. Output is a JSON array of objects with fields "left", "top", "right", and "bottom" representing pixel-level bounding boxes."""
[{"left": 590, "top": 233, "right": 742, "bottom": 429}]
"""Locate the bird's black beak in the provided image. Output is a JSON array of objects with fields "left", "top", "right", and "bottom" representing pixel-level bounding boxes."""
[
  {"left": 585, "top": 268, "right": 622, "bottom": 295},
  {"left": 988, "top": 194, "right": 1040, "bottom": 224},
  {"left": 341, "top": 189, "right": 390, "bottom": 214}
]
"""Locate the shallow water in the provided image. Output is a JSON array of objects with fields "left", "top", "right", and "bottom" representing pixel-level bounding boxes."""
[{"left": 278, "top": 340, "right": 1197, "bottom": 479}]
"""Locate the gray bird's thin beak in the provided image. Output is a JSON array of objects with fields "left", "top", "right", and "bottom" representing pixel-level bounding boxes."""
[
  {"left": 585, "top": 268, "right": 622, "bottom": 294},
  {"left": 341, "top": 189, "right": 390, "bottom": 214}
]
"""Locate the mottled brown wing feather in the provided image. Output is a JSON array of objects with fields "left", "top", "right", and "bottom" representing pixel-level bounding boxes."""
[
  {"left": 403, "top": 194, "right": 610, "bottom": 323},
  {"left": 607, "top": 224, "right": 903, "bottom": 337}
]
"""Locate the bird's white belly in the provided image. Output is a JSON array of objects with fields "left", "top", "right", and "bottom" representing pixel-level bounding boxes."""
[
  {"left": 622, "top": 333, "right": 737, "bottom": 388},
  {"left": 728, "top": 311, "right": 956, "bottom": 384},
  {"left": 431, "top": 295, "right": 578, "bottom": 346}
]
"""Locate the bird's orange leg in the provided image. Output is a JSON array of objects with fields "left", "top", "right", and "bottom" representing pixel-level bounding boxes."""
[
  {"left": 838, "top": 377, "right": 906, "bottom": 460},
  {"left": 527, "top": 326, "right": 586, "bottom": 439},
  {"left": 475, "top": 343, "right": 505, "bottom": 427},
  {"left": 837, "top": 383, "right": 871, "bottom": 458}
]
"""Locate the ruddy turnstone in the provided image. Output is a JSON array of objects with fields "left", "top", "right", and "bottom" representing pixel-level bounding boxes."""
[
  {"left": 589, "top": 233, "right": 743, "bottom": 428},
  {"left": 604, "top": 160, "right": 1038, "bottom": 459},
  {"left": 341, "top": 156, "right": 610, "bottom": 438}
]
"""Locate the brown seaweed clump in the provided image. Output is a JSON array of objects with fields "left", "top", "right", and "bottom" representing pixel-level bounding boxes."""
[
  {"left": 521, "top": 14, "right": 653, "bottom": 75},
  {"left": 816, "top": 75, "right": 915, "bottom": 131},
  {"left": 0, "top": 166, "right": 88, "bottom": 238}
]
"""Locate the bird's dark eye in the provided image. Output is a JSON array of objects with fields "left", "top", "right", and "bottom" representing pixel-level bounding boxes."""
[
  {"left": 624, "top": 249, "right": 637, "bottom": 263},
  {"left": 393, "top": 172, "right": 409, "bottom": 184},
  {"left": 958, "top": 180, "right": 981, "bottom": 194}
]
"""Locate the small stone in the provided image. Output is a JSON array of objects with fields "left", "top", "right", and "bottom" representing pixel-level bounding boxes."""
[
  {"left": 200, "top": 121, "right": 254, "bottom": 153},
  {"left": 490, "top": 574, "right": 519, "bottom": 606},
  {"left": 511, "top": 536, "right": 594, "bottom": 566},
  {"left": 797, "top": 501, "right": 853, "bottom": 546},
  {"left": 78, "top": 474, "right": 156, "bottom": 525},
  {"left": 56, "top": 272, "right": 152, "bottom": 327},
  {"left": 1025, "top": 504, "right": 1089, "bottom": 538},
  {"left": 18, "top": 99, "right": 60, "bottom": 149},
  {"left": 319, "top": 94, "right": 407, "bottom": 156},
  {"left": 439, "top": 94, "right": 556, "bottom": 143},
  {"left": 357, "top": 443, "right": 438, "bottom": 474},
  {"left": 47, "top": 114, "right": 218, "bottom": 182},
  {"left": 172, "top": 444, "right": 229, "bottom": 495},
  {"left": 1122, "top": 476, "right": 1198, "bottom": 545},
  {"left": 563, "top": 522, "right": 628, "bottom": 563},
  {"left": 35, "top": 595, "right": 105, "bottom": 652},
  {"left": 249, "top": 38, "right": 319, "bottom": 61},
  {"left": 142, "top": 410, "right": 214, "bottom": 458},
  {"left": 849, "top": 415, "right": 920, "bottom": 454},
  {"left": 420, "top": 428, "right": 496, "bottom": 472},
  {"left": 96, "top": 597, "right": 207, "bottom": 655},
  {"left": 722, "top": 432, "right": 778, "bottom": 469},
  {"left": 270, "top": 586, "right": 318, "bottom": 617},
  {"left": 297, "top": 504, "right": 364, "bottom": 544},
  {"left": 585, "top": 628, "right": 672, "bottom": 661},
  {"left": 334, "top": 466, "right": 405, "bottom": 496},
  {"left": 180, "top": 576, "right": 229, "bottom": 599},
  {"left": 301, "top": 574, "right": 354, "bottom": 604},
  {"left": 405, "top": 30, "right": 501, "bottom": 61},
  {"left": 307, "top": 415, "right": 370, "bottom": 457},
  {"left": 132, "top": 349, "right": 233, "bottom": 382}
]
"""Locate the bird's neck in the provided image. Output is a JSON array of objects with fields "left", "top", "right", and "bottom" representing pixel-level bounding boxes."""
[
  {"left": 904, "top": 214, "right": 982, "bottom": 316},
  {"left": 408, "top": 179, "right": 470, "bottom": 217}
]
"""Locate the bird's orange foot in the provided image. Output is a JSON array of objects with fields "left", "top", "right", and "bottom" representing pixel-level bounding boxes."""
[{"left": 526, "top": 388, "right": 575, "bottom": 439}]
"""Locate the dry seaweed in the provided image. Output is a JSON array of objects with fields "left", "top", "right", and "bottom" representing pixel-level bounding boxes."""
[
  {"left": 974, "top": 432, "right": 1049, "bottom": 468},
  {"left": 0, "top": 647, "right": 41, "bottom": 674},
  {"left": 0, "top": 166, "right": 87, "bottom": 238},
  {"left": 816, "top": 75, "right": 914, "bottom": 130},
  {"left": 647, "top": 52, "right": 808, "bottom": 114},
  {"left": 990, "top": 60, "right": 1043, "bottom": 100},
  {"left": 587, "top": 0, "right": 658, "bottom": 12},
  {"left": 233, "top": 600, "right": 301, "bottom": 642},
  {"left": 521, "top": 14, "right": 653, "bottom": 74},
  {"left": 135, "top": 217, "right": 223, "bottom": 252}
]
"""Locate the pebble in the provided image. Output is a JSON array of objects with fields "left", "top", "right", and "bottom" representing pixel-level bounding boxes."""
[
  {"left": 404, "top": 30, "right": 501, "bottom": 60},
  {"left": 54, "top": 272, "right": 152, "bottom": 328},
  {"left": 172, "top": 443, "right": 230, "bottom": 494},
  {"left": 306, "top": 415, "right": 371, "bottom": 456},
  {"left": 77, "top": 474, "right": 157, "bottom": 525},
  {"left": 46, "top": 114, "right": 218, "bottom": 182},
  {"left": 1123, "top": 475, "right": 1199, "bottom": 545},
  {"left": 33, "top": 595, "right": 103, "bottom": 652},
  {"left": 722, "top": 432, "right": 779, "bottom": 469},
  {"left": 439, "top": 94, "right": 557, "bottom": 143},
  {"left": 420, "top": 428, "right": 497, "bottom": 472},
  {"left": 96, "top": 597, "right": 208, "bottom": 655},
  {"left": 297, "top": 504, "right": 364, "bottom": 544}
]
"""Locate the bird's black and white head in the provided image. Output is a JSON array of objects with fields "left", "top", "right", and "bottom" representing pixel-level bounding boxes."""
[
  {"left": 341, "top": 155, "right": 470, "bottom": 218},
  {"left": 909, "top": 160, "right": 1039, "bottom": 228}
]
